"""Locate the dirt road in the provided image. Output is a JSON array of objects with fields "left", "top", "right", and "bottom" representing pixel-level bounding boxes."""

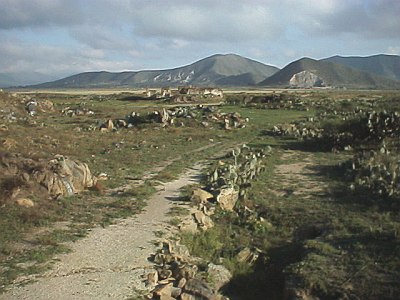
[{"left": 0, "top": 164, "right": 204, "bottom": 300}]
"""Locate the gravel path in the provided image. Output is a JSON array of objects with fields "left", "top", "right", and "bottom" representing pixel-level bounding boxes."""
[{"left": 0, "top": 164, "right": 204, "bottom": 300}]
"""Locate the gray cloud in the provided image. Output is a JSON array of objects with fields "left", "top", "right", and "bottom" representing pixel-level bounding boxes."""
[
  {"left": 0, "top": 0, "right": 399, "bottom": 85},
  {"left": 0, "top": 0, "right": 82, "bottom": 29},
  {"left": 130, "top": 1, "right": 282, "bottom": 42},
  {"left": 286, "top": 0, "right": 400, "bottom": 39}
]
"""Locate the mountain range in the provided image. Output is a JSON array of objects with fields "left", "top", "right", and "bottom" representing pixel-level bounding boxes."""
[{"left": 4, "top": 53, "right": 400, "bottom": 89}]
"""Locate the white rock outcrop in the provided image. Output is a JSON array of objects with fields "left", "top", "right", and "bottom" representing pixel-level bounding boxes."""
[{"left": 289, "top": 71, "right": 325, "bottom": 88}]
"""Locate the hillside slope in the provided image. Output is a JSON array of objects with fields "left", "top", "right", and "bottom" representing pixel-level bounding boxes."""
[
  {"left": 323, "top": 54, "right": 400, "bottom": 81},
  {"left": 259, "top": 57, "right": 400, "bottom": 89}
]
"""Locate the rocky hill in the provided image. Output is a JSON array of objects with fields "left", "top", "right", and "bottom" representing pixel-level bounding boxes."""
[
  {"left": 31, "top": 54, "right": 279, "bottom": 89},
  {"left": 259, "top": 57, "right": 400, "bottom": 89}
]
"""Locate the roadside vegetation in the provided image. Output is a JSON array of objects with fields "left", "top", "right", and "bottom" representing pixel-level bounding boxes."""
[{"left": 1, "top": 88, "right": 400, "bottom": 299}]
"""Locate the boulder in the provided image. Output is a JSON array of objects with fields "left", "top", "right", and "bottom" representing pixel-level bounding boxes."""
[
  {"left": 207, "top": 263, "right": 232, "bottom": 291},
  {"left": 183, "top": 278, "right": 215, "bottom": 300},
  {"left": 216, "top": 188, "right": 238, "bottom": 211},
  {"left": 32, "top": 155, "right": 97, "bottom": 198}
]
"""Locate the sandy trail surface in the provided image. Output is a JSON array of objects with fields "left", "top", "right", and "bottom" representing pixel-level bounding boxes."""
[{"left": 0, "top": 164, "right": 204, "bottom": 300}]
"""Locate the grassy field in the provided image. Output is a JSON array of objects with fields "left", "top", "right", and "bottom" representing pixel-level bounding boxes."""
[{"left": 1, "top": 88, "right": 399, "bottom": 299}]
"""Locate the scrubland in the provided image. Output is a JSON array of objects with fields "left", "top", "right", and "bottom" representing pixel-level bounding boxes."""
[{"left": 0, "top": 88, "right": 399, "bottom": 299}]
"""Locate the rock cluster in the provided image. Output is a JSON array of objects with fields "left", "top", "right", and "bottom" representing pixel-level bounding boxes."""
[
  {"left": 25, "top": 98, "right": 54, "bottom": 116},
  {"left": 0, "top": 153, "right": 97, "bottom": 205},
  {"left": 227, "top": 93, "right": 309, "bottom": 110},
  {"left": 99, "top": 105, "right": 248, "bottom": 132},
  {"left": 147, "top": 240, "right": 231, "bottom": 300},
  {"left": 61, "top": 106, "right": 94, "bottom": 117}
]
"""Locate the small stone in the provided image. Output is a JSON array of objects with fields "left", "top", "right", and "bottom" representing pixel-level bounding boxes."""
[
  {"left": 105, "top": 119, "right": 114, "bottom": 130},
  {"left": 236, "top": 247, "right": 259, "bottom": 264},
  {"left": 158, "top": 269, "right": 173, "bottom": 280},
  {"left": 160, "top": 295, "right": 176, "bottom": 300},
  {"left": 177, "top": 277, "right": 187, "bottom": 288},
  {"left": 180, "top": 293, "right": 196, "bottom": 300},
  {"left": 179, "top": 219, "right": 199, "bottom": 233},
  {"left": 193, "top": 211, "right": 214, "bottom": 230},
  {"left": 153, "top": 283, "right": 173, "bottom": 297},
  {"left": 15, "top": 198, "right": 35, "bottom": 208},
  {"left": 191, "top": 188, "right": 214, "bottom": 204},
  {"left": 171, "top": 286, "right": 182, "bottom": 298},
  {"left": 146, "top": 271, "right": 158, "bottom": 286}
]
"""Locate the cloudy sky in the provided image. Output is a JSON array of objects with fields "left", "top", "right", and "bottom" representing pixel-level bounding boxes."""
[{"left": 1, "top": 0, "right": 399, "bottom": 85}]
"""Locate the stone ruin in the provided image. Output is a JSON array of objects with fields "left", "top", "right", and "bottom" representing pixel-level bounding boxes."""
[
  {"left": 144, "top": 87, "right": 224, "bottom": 102},
  {"left": 98, "top": 105, "right": 248, "bottom": 132}
]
